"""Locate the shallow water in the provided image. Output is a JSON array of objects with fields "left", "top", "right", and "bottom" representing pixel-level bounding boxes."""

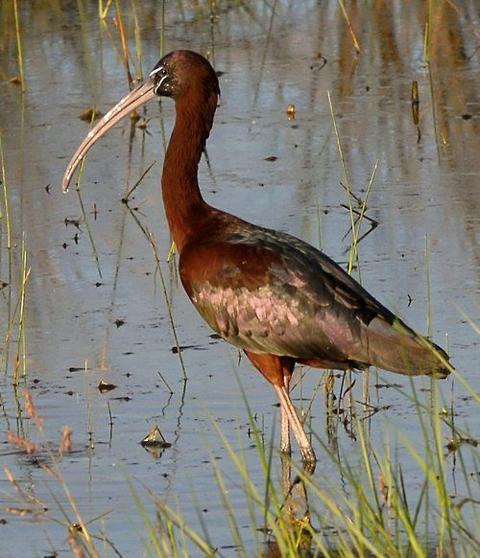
[{"left": 0, "top": 1, "right": 479, "bottom": 556}]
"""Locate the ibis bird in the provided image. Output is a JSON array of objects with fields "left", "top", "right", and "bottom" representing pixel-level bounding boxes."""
[{"left": 63, "top": 50, "right": 452, "bottom": 466}]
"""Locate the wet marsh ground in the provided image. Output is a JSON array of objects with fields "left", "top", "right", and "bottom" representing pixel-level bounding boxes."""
[{"left": 0, "top": 1, "right": 479, "bottom": 556}]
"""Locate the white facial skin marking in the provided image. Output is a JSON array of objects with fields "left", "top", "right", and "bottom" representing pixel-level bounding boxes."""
[
  {"left": 153, "top": 74, "right": 169, "bottom": 95},
  {"left": 149, "top": 66, "right": 165, "bottom": 77}
]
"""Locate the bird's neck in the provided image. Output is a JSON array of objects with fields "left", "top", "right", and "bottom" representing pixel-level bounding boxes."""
[{"left": 162, "top": 92, "right": 217, "bottom": 251}]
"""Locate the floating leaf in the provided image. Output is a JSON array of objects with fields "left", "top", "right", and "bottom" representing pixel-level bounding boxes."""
[
  {"left": 141, "top": 425, "right": 171, "bottom": 449},
  {"left": 98, "top": 380, "right": 117, "bottom": 393}
]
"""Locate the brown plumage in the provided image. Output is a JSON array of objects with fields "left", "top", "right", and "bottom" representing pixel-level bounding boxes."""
[{"left": 63, "top": 50, "right": 453, "bottom": 467}]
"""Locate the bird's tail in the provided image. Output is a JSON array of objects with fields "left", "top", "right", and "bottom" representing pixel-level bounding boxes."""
[{"left": 359, "top": 316, "right": 453, "bottom": 378}]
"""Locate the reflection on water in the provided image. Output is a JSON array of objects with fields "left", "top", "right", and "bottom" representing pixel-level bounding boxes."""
[
  {"left": 262, "top": 456, "right": 313, "bottom": 558},
  {"left": 0, "top": 1, "right": 479, "bottom": 555}
]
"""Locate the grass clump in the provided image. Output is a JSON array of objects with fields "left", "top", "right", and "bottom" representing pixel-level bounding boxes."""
[{"left": 138, "top": 367, "right": 478, "bottom": 557}]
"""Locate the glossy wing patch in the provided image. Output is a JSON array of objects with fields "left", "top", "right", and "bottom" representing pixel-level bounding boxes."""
[{"left": 179, "top": 235, "right": 357, "bottom": 362}]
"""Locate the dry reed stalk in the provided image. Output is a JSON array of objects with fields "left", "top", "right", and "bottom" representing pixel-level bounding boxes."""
[
  {"left": 6, "top": 431, "right": 38, "bottom": 454},
  {"left": 23, "top": 388, "right": 44, "bottom": 431},
  {"left": 338, "top": 0, "right": 361, "bottom": 54},
  {"left": 60, "top": 426, "right": 73, "bottom": 455},
  {"left": 113, "top": 0, "right": 133, "bottom": 88},
  {"left": 13, "top": 0, "right": 25, "bottom": 90}
]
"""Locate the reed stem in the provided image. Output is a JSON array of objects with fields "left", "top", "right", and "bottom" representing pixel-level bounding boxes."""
[{"left": 13, "top": 0, "right": 25, "bottom": 91}]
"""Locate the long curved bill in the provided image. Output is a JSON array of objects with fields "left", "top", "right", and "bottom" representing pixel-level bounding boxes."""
[{"left": 62, "top": 79, "right": 156, "bottom": 192}]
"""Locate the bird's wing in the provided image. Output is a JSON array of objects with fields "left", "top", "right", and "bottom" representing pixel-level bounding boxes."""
[{"left": 178, "top": 227, "right": 398, "bottom": 366}]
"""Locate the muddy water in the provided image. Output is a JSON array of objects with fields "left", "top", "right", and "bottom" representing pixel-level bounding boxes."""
[{"left": 0, "top": 1, "right": 479, "bottom": 556}]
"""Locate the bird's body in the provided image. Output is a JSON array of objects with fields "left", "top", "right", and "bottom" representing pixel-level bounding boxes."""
[
  {"left": 179, "top": 216, "right": 448, "bottom": 377},
  {"left": 63, "top": 50, "right": 452, "bottom": 466}
]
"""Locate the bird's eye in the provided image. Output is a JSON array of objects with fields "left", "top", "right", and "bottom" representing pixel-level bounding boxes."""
[{"left": 153, "top": 72, "right": 171, "bottom": 95}]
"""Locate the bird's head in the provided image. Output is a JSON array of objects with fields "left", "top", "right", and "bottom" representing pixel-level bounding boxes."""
[
  {"left": 149, "top": 50, "right": 220, "bottom": 100},
  {"left": 62, "top": 50, "right": 219, "bottom": 192}
]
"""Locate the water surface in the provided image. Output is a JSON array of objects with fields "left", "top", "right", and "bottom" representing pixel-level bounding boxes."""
[{"left": 0, "top": 2, "right": 479, "bottom": 555}]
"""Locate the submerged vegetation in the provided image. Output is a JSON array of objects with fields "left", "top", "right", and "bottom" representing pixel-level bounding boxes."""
[{"left": 0, "top": 0, "right": 479, "bottom": 556}]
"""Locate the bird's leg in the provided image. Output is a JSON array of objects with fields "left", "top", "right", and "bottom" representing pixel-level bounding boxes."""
[
  {"left": 280, "top": 372, "right": 292, "bottom": 455},
  {"left": 274, "top": 384, "right": 316, "bottom": 469},
  {"left": 281, "top": 454, "right": 312, "bottom": 526},
  {"left": 244, "top": 351, "right": 316, "bottom": 468},
  {"left": 281, "top": 451, "right": 292, "bottom": 498}
]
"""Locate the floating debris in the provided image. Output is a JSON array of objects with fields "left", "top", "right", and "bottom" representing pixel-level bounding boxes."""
[
  {"left": 264, "top": 156, "right": 278, "bottom": 162},
  {"left": 310, "top": 52, "right": 327, "bottom": 72},
  {"left": 79, "top": 108, "right": 103, "bottom": 122},
  {"left": 91, "top": 203, "right": 98, "bottom": 219},
  {"left": 130, "top": 109, "right": 141, "bottom": 123},
  {"left": 374, "top": 383, "right": 403, "bottom": 389},
  {"left": 141, "top": 425, "right": 171, "bottom": 448},
  {"left": 171, "top": 344, "right": 206, "bottom": 353},
  {"left": 64, "top": 217, "right": 81, "bottom": 229},
  {"left": 411, "top": 80, "right": 421, "bottom": 142},
  {"left": 98, "top": 380, "right": 117, "bottom": 393},
  {"left": 411, "top": 80, "right": 419, "bottom": 125},
  {"left": 137, "top": 117, "right": 150, "bottom": 130},
  {"left": 140, "top": 425, "right": 171, "bottom": 457},
  {"left": 114, "top": 319, "right": 125, "bottom": 328},
  {"left": 286, "top": 103, "right": 296, "bottom": 120},
  {"left": 446, "top": 437, "right": 478, "bottom": 454}
]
